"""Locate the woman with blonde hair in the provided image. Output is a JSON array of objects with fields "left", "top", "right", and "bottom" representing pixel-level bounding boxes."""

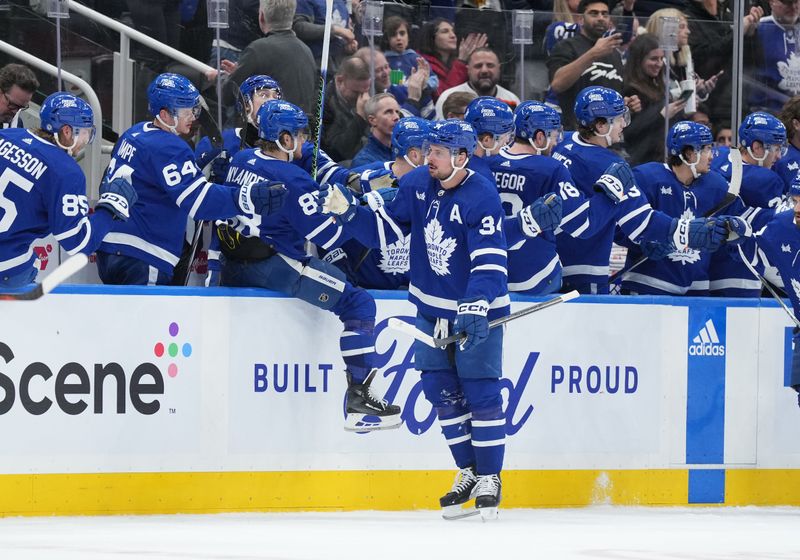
[{"left": 645, "top": 8, "right": 722, "bottom": 114}]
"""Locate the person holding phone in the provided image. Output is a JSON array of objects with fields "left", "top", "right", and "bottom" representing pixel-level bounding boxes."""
[{"left": 623, "top": 33, "right": 688, "bottom": 165}]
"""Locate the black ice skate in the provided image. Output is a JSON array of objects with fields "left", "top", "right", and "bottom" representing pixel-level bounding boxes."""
[
  {"left": 474, "top": 474, "right": 502, "bottom": 521},
  {"left": 344, "top": 370, "right": 402, "bottom": 431},
  {"left": 440, "top": 466, "right": 480, "bottom": 520}
]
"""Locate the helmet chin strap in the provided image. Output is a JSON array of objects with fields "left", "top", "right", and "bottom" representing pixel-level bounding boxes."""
[
  {"left": 55, "top": 132, "right": 79, "bottom": 157},
  {"left": 277, "top": 135, "right": 298, "bottom": 162},
  {"left": 156, "top": 112, "right": 179, "bottom": 135},
  {"left": 529, "top": 136, "right": 551, "bottom": 155},
  {"left": 746, "top": 145, "right": 768, "bottom": 167},
  {"left": 481, "top": 136, "right": 501, "bottom": 156},
  {"left": 443, "top": 153, "right": 467, "bottom": 183},
  {"left": 679, "top": 151, "right": 702, "bottom": 179},
  {"left": 403, "top": 153, "right": 419, "bottom": 168}
]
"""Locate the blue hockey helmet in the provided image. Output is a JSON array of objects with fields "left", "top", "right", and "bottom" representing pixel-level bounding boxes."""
[
  {"left": 391, "top": 117, "right": 432, "bottom": 159},
  {"left": 574, "top": 86, "right": 627, "bottom": 127},
  {"left": 667, "top": 121, "right": 713, "bottom": 156},
  {"left": 147, "top": 73, "right": 200, "bottom": 117},
  {"left": 790, "top": 173, "right": 800, "bottom": 198},
  {"left": 238, "top": 74, "right": 282, "bottom": 113},
  {"left": 427, "top": 119, "right": 478, "bottom": 156},
  {"left": 739, "top": 112, "right": 787, "bottom": 151},
  {"left": 40, "top": 93, "right": 95, "bottom": 138},
  {"left": 464, "top": 97, "right": 515, "bottom": 136},
  {"left": 514, "top": 101, "right": 562, "bottom": 140},
  {"left": 257, "top": 99, "right": 308, "bottom": 142}
]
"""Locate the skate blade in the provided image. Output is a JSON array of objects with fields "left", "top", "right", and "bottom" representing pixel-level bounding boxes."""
[
  {"left": 478, "top": 507, "right": 499, "bottom": 521},
  {"left": 343, "top": 412, "right": 402, "bottom": 432},
  {"left": 442, "top": 505, "right": 480, "bottom": 520}
]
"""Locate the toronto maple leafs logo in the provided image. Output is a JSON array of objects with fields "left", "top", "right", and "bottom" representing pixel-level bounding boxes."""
[
  {"left": 792, "top": 278, "right": 800, "bottom": 303},
  {"left": 660, "top": 186, "right": 673, "bottom": 196},
  {"left": 667, "top": 209, "right": 702, "bottom": 265},
  {"left": 783, "top": 243, "right": 792, "bottom": 253},
  {"left": 778, "top": 52, "right": 800, "bottom": 94},
  {"left": 424, "top": 218, "right": 456, "bottom": 276},
  {"left": 379, "top": 237, "right": 410, "bottom": 275}
]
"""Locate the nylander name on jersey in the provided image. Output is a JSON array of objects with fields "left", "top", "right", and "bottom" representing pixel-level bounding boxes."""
[
  {"left": 344, "top": 165, "right": 509, "bottom": 321},
  {"left": 99, "top": 122, "right": 242, "bottom": 273},
  {"left": 223, "top": 148, "right": 344, "bottom": 260},
  {"left": 0, "top": 129, "right": 110, "bottom": 277},
  {"left": 552, "top": 132, "right": 673, "bottom": 290}
]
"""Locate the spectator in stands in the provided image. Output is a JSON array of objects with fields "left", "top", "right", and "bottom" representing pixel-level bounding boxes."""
[
  {"left": 776, "top": 96, "right": 800, "bottom": 192},
  {"left": 350, "top": 93, "right": 402, "bottom": 169},
  {"left": 547, "top": 0, "right": 633, "bottom": 129},
  {"left": 454, "top": 0, "right": 515, "bottom": 89},
  {"left": 419, "top": 18, "right": 487, "bottom": 99},
  {"left": 747, "top": 0, "right": 800, "bottom": 113},
  {"left": 209, "top": 0, "right": 262, "bottom": 66},
  {"left": 623, "top": 33, "right": 687, "bottom": 165},
  {"left": 222, "top": 0, "right": 318, "bottom": 120},
  {"left": 689, "top": 105, "right": 712, "bottom": 129},
  {"left": 434, "top": 48, "right": 520, "bottom": 119},
  {"left": 293, "top": 0, "right": 357, "bottom": 72},
  {"left": 441, "top": 90, "right": 477, "bottom": 119},
  {"left": 321, "top": 57, "right": 371, "bottom": 164},
  {"left": 354, "top": 47, "right": 435, "bottom": 119},
  {"left": 0, "top": 63, "right": 38, "bottom": 129},
  {"left": 714, "top": 124, "right": 732, "bottom": 146},
  {"left": 129, "top": 0, "right": 182, "bottom": 73},
  {"left": 646, "top": 8, "right": 722, "bottom": 119},
  {"left": 382, "top": 15, "right": 438, "bottom": 92}
]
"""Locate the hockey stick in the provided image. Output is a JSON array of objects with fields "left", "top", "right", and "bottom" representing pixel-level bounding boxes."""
[
  {"left": 736, "top": 243, "right": 800, "bottom": 329},
  {"left": 609, "top": 148, "right": 743, "bottom": 285},
  {"left": 311, "top": 0, "right": 335, "bottom": 179},
  {"left": 0, "top": 254, "right": 88, "bottom": 301},
  {"left": 388, "top": 290, "right": 580, "bottom": 349}
]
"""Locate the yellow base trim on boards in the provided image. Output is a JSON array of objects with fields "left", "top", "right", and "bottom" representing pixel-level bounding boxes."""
[{"left": 1, "top": 469, "right": 799, "bottom": 517}]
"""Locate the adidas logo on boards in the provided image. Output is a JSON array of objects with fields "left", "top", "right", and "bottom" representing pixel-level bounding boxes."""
[{"left": 689, "top": 319, "right": 725, "bottom": 356}]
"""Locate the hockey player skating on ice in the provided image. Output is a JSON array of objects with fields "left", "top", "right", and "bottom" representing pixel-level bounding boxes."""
[
  {"left": 552, "top": 86, "right": 730, "bottom": 294},
  {"left": 0, "top": 93, "right": 137, "bottom": 288},
  {"left": 219, "top": 99, "right": 401, "bottom": 432},
  {"left": 96, "top": 73, "right": 287, "bottom": 285},
  {"left": 318, "top": 120, "right": 510, "bottom": 520}
]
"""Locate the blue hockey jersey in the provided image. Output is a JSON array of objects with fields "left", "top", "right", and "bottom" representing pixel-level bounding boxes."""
[
  {"left": 98, "top": 122, "right": 244, "bottom": 274},
  {"left": 756, "top": 210, "right": 800, "bottom": 319},
  {"left": 486, "top": 147, "right": 613, "bottom": 295},
  {"left": 622, "top": 163, "right": 732, "bottom": 295},
  {"left": 774, "top": 143, "right": 800, "bottom": 194},
  {"left": 222, "top": 148, "right": 344, "bottom": 260},
  {"left": 551, "top": 132, "right": 674, "bottom": 293},
  {"left": 344, "top": 165, "right": 509, "bottom": 321},
  {"left": 713, "top": 149, "right": 784, "bottom": 209},
  {"left": 0, "top": 129, "right": 115, "bottom": 279},
  {"left": 749, "top": 16, "right": 800, "bottom": 113}
]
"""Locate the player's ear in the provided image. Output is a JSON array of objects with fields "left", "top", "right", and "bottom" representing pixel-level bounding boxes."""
[
  {"left": 58, "top": 124, "right": 74, "bottom": 144},
  {"left": 279, "top": 131, "right": 293, "bottom": 150}
]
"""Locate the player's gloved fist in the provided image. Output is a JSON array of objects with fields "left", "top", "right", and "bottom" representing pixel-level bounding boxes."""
[
  {"left": 209, "top": 150, "right": 230, "bottom": 183},
  {"left": 719, "top": 215, "right": 752, "bottom": 245},
  {"left": 594, "top": 161, "right": 635, "bottom": 203},
  {"left": 318, "top": 182, "right": 358, "bottom": 222},
  {"left": 363, "top": 172, "right": 396, "bottom": 193},
  {"left": 237, "top": 181, "right": 287, "bottom": 217},
  {"left": 518, "top": 193, "right": 563, "bottom": 238},
  {"left": 361, "top": 187, "right": 398, "bottom": 211},
  {"left": 453, "top": 298, "right": 490, "bottom": 352},
  {"left": 670, "top": 217, "right": 727, "bottom": 252},
  {"left": 640, "top": 240, "right": 674, "bottom": 261},
  {"left": 97, "top": 177, "right": 138, "bottom": 220}
]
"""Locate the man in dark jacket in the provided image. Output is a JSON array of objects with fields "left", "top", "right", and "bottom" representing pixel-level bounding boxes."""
[{"left": 321, "top": 57, "right": 371, "bottom": 164}]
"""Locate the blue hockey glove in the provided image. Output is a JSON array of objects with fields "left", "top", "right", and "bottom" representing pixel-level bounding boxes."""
[
  {"left": 237, "top": 181, "right": 287, "bottom": 217},
  {"left": 318, "top": 182, "right": 358, "bottom": 222},
  {"left": 719, "top": 215, "right": 752, "bottom": 245},
  {"left": 96, "top": 177, "right": 138, "bottom": 220},
  {"left": 670, "top": 217, "right": 727, "bottom": 252},
  {"left": 518, "top": 193, "right": 563, "bottom": 237},
  {"left": 453, "top": 298, "right": 490, "bottom": 352},
  {"left": 594, "top": 161, "right": 635, "bottom": 203},
  {"left": 641, "top": 240, "right": 674, "bottom": 261},
  {"left": 361, "top": 187, "right": 398, "bottom": 211},
  {"left": 209, "top": 150, "right": 230, "bottom": 184}
]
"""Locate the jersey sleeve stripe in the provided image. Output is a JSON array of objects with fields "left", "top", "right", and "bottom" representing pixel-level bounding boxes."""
[
  {"left": 470, "top": 248, "right": 507, "bottom": 261},
  {"left": 626, "top": 210, "right": 652, "bottom": 241},
  {"left": 0, "top": 248, "right": 34, "bottom": 273},
  {"left": 53, "top": 217, "right": 89, "bottom": 242},
  {"left": 377, "top": 206, "right": 405, "bottom": 241},
  {"left": 306, "top": 216, "right": 336, "bottom": 240},
  {"left": 560, "top": 200, "right": 590, "bottom": 225},
  {"left": 470, "top": 264, "right": 507, "bottom": 275},
  {"left": 102, "top": 232, "right": 181, "bottom": 266},
  {"left": 66, "top": 219, "right": 92, "bottom": 255},
  {"left": 507, "top": 255, "right": 559, "bottom": 292},
  {"left": 617, "top": 204, "right": 650, "bottom": 227},
  {"left": 570, "top": 219, "right": 590, "bottom": 237},
  {"left": 376, "top": 213, "right": 389, "bottom": 250},
  {"left": 187, "top": 181, "right": 214, "bottom": 219},
  {"left": 176, "top": 176, "right": 207, "bottom": 207},
  {"left": 319, "top": 225, "right": 343, "bottom": 250}
]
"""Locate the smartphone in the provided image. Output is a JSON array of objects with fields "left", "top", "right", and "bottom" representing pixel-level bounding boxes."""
[
  {"left": 678, "top": 89, "right": 694, "bottom": 101},
  {"left": 601, "top": 28, "right": 621, "bottom": 38}
]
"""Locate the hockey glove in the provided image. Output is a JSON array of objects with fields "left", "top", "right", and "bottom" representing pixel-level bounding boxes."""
[
  {"left": 670, "top": 217, "right": 727, "bottom": 252},
  {"left": 209, "top": 150, "right": 230, "bottom": 184},
  {"left": 97, "top": 177, "right": 138, "bottom": 220},
  {"left": 453, "top": 298, "right": 490, "bottom": 352},
  {"left": 640, "top": 240, "right": 674, "bottom": 261},
  {"left": 518, "top": 193, "right": 563, "bottom": 238},
  {"left": 237, "top": 181, "right": 287, "bottom": 217},
  {"left": 362, "top": 187, "right": 399, "bottom": 211},
  {"left": 362, "top": 171, "right": 396, "bottom": 193},
  {"left": 594, "top": 161, "right": 635, "bottom": 203},
  {"left": 318, "top": 182, "right": 358, "bottom": 222},
  {"left": 720, "top": 215, "right": 752, "bottom": 245}
]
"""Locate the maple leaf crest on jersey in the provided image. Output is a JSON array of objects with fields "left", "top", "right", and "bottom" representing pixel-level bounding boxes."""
[{"left": 425, "top": 218, "right": 457, "bottom": 276}]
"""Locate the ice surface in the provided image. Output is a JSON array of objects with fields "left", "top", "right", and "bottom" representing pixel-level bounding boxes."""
[{"left": 0, "top": 507, "right": 797, "bottom": 559}]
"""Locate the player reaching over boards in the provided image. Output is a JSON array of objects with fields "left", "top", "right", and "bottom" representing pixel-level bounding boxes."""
[
  {"left": 95, "top": 73, "right": 287, "bottom": 285},
  {"left": 218, "top": 99, "right": 401, "bottom": 432},
  {"left": 318, "top": 119, "right": 509, "bottom": 521},
  {"left": 0, "top": 93, "right": 137, "bottom": 288}
]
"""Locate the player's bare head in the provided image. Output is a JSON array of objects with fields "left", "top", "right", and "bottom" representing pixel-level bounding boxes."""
[
  {"left": 443, "top": 91, "right": 477, "bottom": 120},
  {"left": 0, "top": 63, "right": 38, "bottom": 123},
  {"left": 335, "top": 57, "right": 371, "bottom": 102},
  {"left": 780, "top": 95, "right": 800, "bottom": 143}
]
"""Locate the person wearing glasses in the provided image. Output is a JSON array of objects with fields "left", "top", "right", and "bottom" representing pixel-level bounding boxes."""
[
  {"left": 0, "top": 64, "right": 38, "bottom": 129},
  {"left": 95, "top": 73, "right": 288, "bottom": 286}
]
